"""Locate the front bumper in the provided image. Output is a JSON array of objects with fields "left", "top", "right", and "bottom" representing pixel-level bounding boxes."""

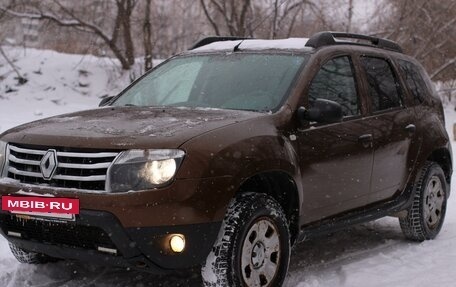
[
  {"left": 0, "top": 176, "right": 234, "bottom": 272},
  {"left": 0, "top": 201, "right": 221, "bottom": 273},
  {"left": 0, "top": 176, "right": 233, "bottom": 227}
]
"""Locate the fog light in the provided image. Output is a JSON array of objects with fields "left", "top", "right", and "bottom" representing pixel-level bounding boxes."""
[{"left": 170, "top": 234, "right": 185, "bottom": 253}]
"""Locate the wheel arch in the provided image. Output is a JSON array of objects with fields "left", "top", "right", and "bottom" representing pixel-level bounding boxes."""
[
  {"left": 235, "top": 170, "right": 301, "bottom": 244},
  {"left": 427, "top": 147, "right": 453, "bottom": 186}
]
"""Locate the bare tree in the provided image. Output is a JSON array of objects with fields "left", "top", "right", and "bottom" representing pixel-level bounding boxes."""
[
  {"left": 0, "top": 0, "right": 27, "bottom": 84},
  {"left": 346, "top": 0, "right": 353, "bottom": 32},
  {"left": 0, "top": 0, "right": 355, "bottom": 66},
  {"left": 200, "top": 0, "right": 253, "bottom": 37},
  {"left": 0, "top": 0, "right": 137, "bottom": 70},
  {"left": 200, "top": 0, "right": 221, "bottom": 35},
  {"left": 199, "top": 0, "right": 329, "bottom": 39},
  {"left": 266, "top": 0, "right": 309, "bottom": 39},
  {"left": 0, "top": 0, "right": 452, "bottom": 84},
  {"left": 143, "top": 0, "right": 153, "bottom": 71},
  {"left": 117, "top": 0, "right": 136, "bottom": 66},
  {"left": 372, "top": 0, "right": 455, "bottom": 81},
  {"left": 0, "top": 47, "right": 27, "bottom": 84}
]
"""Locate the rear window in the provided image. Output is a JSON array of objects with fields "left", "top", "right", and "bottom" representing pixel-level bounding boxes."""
[
  {"left": 397, "top": 60, "right": 428, "bottom": 104},
  {"left": 361, "top": 57, "right": 403, "bottom": 112}
]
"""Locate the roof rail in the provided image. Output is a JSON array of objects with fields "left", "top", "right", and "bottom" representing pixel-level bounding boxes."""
[
  {"left": 189, "top": 36, "right": 251, "bottom": 50},
  {"left": 305, "top": 31, "right": 403, "bottom": 53}
]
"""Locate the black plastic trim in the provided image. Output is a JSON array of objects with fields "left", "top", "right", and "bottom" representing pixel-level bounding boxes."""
[
  {"left": 189, "top": 36, "right": 251, "bottom": 50},
  {"left": 306, "top": 31, "right": 403, "bottom": 53},
  {"left": 298, "top": 190, "right": 413, "bottom": 241},
  {"left": 0, "top": 204, "right": 221, "bottom": 274}
]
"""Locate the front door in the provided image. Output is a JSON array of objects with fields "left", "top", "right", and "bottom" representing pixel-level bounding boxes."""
[{"left": 297, "top": 55, "right": 374, "bottom": 224}]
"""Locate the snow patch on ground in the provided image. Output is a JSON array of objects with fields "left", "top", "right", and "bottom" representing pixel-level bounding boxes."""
[
  {"left": 0, "top": 47, "right": 162, "bottom": 134},
  {"left": 0, "top": 47, "right": 119, "bottom": 133}
]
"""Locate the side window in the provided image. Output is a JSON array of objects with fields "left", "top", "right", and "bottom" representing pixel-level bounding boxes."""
[
  {"left": 309, "top": 56, "right": 359, "bottom": 117},
  {"left": 361, "top": 57, "right": 402, "bottom": 112},
  {"left": 397, "top": 59, "right": 428, "bottom": 104}
]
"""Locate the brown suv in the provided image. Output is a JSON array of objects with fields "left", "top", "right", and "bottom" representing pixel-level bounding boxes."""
[{"left": 0, "top": 31, "right": 452, "bottom": 287}]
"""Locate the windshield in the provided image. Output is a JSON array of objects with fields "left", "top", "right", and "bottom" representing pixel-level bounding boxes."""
[{"left": 113, "top": 53, "right": 307, "bottom": 112}]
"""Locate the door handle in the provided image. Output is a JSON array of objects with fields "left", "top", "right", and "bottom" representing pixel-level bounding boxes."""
[
  {"left": 358, "top": 134, "right": 373, "bottom": 148},
  {"left": 405, "top": 124, "right": 416, "bottom": 135}
]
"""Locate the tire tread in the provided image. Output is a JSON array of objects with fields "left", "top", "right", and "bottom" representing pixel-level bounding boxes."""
[
  {"left": 399, "top": 161, "right": 447, "bottom": 241},
  {"left": 201, "top": 192, "right": 290, "bottom": 287}
]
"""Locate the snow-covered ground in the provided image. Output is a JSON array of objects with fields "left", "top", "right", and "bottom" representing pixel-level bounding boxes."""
[
  {"left": 0, "top": 47, "right": 130, "bottom": 133},
  {"left": 0, "top": 48, "right": 455, "bottom": 287}
]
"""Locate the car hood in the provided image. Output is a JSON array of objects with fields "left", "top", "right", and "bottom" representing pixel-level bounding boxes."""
[{"left": 0, "top": 106, "right": 261, "bottom": 149}]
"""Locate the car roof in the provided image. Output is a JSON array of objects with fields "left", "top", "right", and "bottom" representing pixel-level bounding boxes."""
[
  {"left": 186, "top": 32, "right": 403, "bottom": 55},
  {"left": 187, "top": 38, "right": 314, "bottom": 54}
]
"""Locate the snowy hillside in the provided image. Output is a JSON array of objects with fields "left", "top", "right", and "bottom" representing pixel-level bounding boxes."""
[
  {"left": 0, "top": 48, "right": 455, "bottom": 287},
  {"left": 0, "top": 48, "right": 115, "bottom": 132}
]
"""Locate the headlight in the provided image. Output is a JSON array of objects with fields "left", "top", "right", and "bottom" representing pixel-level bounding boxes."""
[
  {"left": 106, "top": 149, "right": 185, "bottom": 192},
  {"left": 0, "top": 141, "right": 7, "bottom": 177}
]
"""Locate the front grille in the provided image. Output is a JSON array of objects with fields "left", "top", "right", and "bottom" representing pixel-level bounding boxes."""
[
  {"left": 5, "top": 144, "right": 119, "bottom": 191},
  {"left": 0, "top": 214, "right": 118, "bottom": 253}
]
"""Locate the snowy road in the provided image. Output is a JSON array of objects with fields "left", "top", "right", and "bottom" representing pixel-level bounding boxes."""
[{"left": 0, "top": 48, "right": 455, "bottom": 286}]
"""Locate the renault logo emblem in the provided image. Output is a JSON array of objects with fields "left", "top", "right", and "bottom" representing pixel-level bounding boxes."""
[{"left": 40, "top": 149, "right": 58, "bottom": 180}]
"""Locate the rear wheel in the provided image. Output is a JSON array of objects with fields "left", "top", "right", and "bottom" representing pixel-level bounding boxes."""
[
  {"left": 9, "top": 243, "right": 58, "bottom": 264},
  {"left": 399, "top": 162, "right": 448, "bottom": 241},
  {"left": 201, "top": 193, "right": 290, "bottom": 287}
]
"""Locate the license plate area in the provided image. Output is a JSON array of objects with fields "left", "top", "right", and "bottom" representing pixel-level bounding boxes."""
[
  {"left": 2, "top": 195, "right": 80, "bottom": 222},
  {"left": 13, "top": 211, "right": 76, "bottom": 222}
]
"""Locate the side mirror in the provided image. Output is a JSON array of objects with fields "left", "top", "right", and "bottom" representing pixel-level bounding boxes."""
[
  {"left": 297, "top": 98, "right": 343, "bottom": 124},
  {"left": 99, "top": 96, "right": 114, "bottom": 107}
]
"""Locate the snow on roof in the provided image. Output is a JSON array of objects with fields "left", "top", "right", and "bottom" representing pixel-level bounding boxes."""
[{"left": 191, "top": 38, "right": 310, "bottom": 52}]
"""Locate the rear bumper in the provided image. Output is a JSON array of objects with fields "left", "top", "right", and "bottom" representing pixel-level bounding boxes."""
[{"left": 0, "top": 202, "right": 221, "bottom": 274}]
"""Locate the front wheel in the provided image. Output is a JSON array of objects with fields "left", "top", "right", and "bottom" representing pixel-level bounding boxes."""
[
  {"left": 399, "top": 162, "right": 448, "bottom": 241},
  {"left": 201, "top": 193, "right": 290, "bottom": 287}
]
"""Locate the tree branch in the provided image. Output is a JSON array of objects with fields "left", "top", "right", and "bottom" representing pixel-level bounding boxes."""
[
  {"left": 430, "top": 58, "right": 456, "bottom": 80},
  {"left": 0, "top": 5, "right": 132, "bottom": 69},
  {"left": 200, "top": 0, "right": 220, "bottom": 35},
  {"left": 0, "top": 46, "right": 27, "bottom": 84},
  {"left": 1, "top": 6, "right": 111, "bottom": 43}
]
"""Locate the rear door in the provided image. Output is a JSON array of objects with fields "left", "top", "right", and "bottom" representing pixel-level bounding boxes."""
[
  {"left": 356, "top": 55, "right": 418, "bottom": 203},
  {"left": 297, "top": 54, "right": 374, "bottom": 224}
]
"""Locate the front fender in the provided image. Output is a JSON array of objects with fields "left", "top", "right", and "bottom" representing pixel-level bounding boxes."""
[{"left": 177, "top": 118, "right": 303, "bottom": 218}]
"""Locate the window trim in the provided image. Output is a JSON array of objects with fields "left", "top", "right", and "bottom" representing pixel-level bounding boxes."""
[
  {"left": 359, "top": 55, "right": 406, "bottom": 114},
  {"left": 306, "top": 54, "right": 362, "bottom": 121},
  {"left": 395, "top": 58, "right": 430, "bottom": 106}
]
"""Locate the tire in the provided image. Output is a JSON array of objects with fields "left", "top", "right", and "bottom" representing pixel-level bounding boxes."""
[
  {"left": 399, "top": 161, "right": 448, "bottom": 241},
  {"left": 201, "top": 193, "right": 291, "bottom": 287},
  {"left": 9, "top": 243, "right": 58, "bottom": 264}
]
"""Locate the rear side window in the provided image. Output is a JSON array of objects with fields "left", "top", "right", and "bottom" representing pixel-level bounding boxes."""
[
  {"left": 361, "top": 57, "right": 402, "bottom": 112},
  {"left": 308, "top": 56, "right": 359, "bottom": 117},
  {"left": 397, "top": 59, "right": 428, "bottom": 104}
]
